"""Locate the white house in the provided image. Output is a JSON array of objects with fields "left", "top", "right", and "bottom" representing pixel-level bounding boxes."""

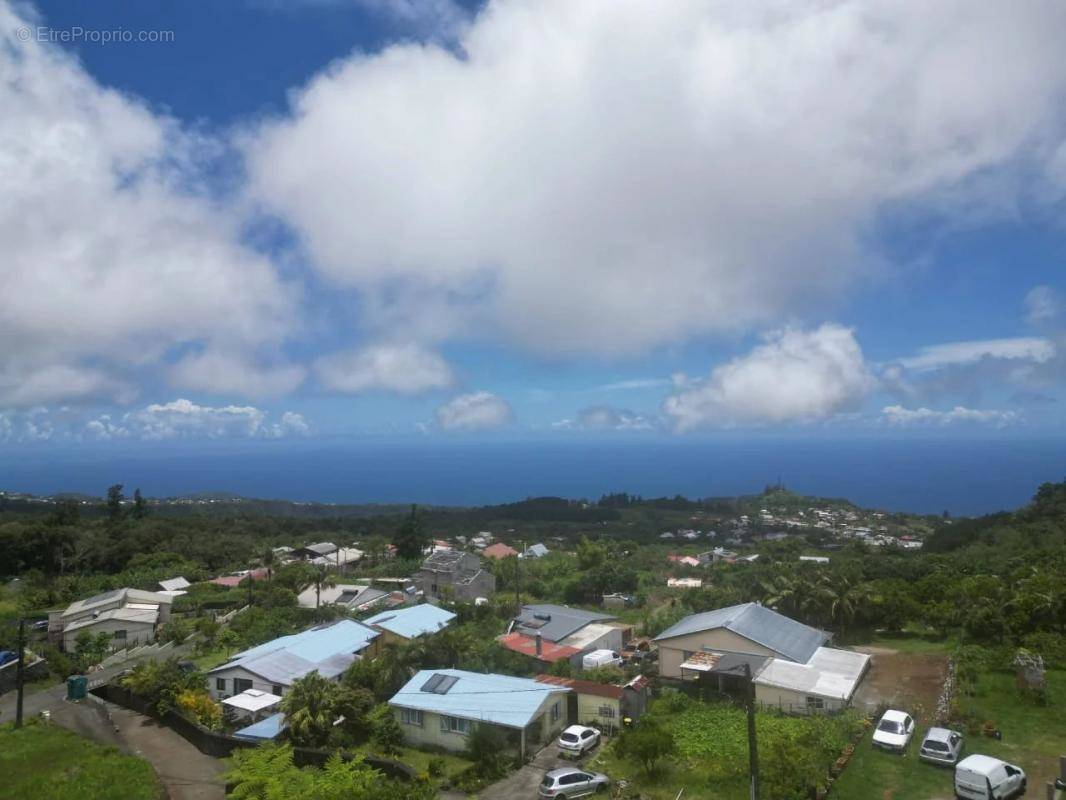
[{"left": 53, "top": 588, "right": 173, "bottom": 651}]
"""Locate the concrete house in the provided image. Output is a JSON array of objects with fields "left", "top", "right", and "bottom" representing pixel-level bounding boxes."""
[
  {"left": 296, "top": 583, "right": 389, "bottom": 612},
  {"left": 535, "top": 674, "right": 650, "bottom": 732},
  {"left": 415, "top": 550, "right": 495, "bottom": 602},
  {"left": 499, "top": 604, "right": 621, "bottom": 670},
  {"left": 364, "top": 603, "right": 456, "bottom": 645},
  {"left": 523, "top": 543, "right": 550, "bottom": 559},
  {"left": 52, "top": 588, "right": 173, "bottom": 651},
  {"left": 389, "top": 669, "right": 570, "bottom": 758},
  {"left": 654, "top": 603, "right": 869, "bottom": 713},
  {"left": 208, "top": 619, "right": 380, "bottom": 700}
]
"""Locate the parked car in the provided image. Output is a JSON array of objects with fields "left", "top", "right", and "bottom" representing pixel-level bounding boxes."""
[
  {"left": 871, "top": 709, "right": 915, "bottom": 752},
  {"left": 0, "top": 650, "right": 17, "bottom": 667},
  {"left": 31, "top": 620, "right": 49, "bottom": 632},
  {"left": 954, "top": 754, "right": 1027, "bottom": 799},
  {"left": 539, "top": 767, "right": 610, "bottom": 798},
  {"left": 582, "top": 649, "right": 623, "bottom": 670},
  {"left": 557, "top": 724, "right": 601, "bottom": 756},
  {"left": 918, "top": 727, "right": 963, "bottom": 766}
]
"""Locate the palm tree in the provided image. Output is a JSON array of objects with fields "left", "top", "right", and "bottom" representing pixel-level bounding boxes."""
[
  {"left": 262, "top": 548, "right": 275, "bottom": 583},
  {"left": 280, "top": 671, "right": 338, "bottom": 748},
  {"left": 313, "top": 565, "right": 336, "bottom": 610}
]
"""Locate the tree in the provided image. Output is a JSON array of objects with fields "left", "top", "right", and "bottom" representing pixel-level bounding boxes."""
[
  {"left": 219, "top": 627, "right": 241, "bottom": 656},
  {"left": 106, "top": 484, "right": 125, "bottom": 522},
  {"left": 281, "top": 671, "right": 339, "bottom": 748},
  {"left": 262, "top": 548, "right": 276, "bottom": 583},
  {"left": 368, "top": 703, "right": 404, "bottom": 754},
  {"left": 313, "top": 565, "right": 337, "bottom": 610},
  {"left": 615, "top": 718, "right": 674, "bottom": 774},
  {"left": 394, "top": 505, "right": 428, "bottom": 561},
  {"left": 131, "top": 488, "right": 148, "bottom": 519}
]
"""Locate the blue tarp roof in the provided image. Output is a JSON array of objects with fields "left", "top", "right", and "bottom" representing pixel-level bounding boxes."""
[
  {"left": 364, "top": 604, "right": 456, "bottom": 639},
  {"left": 653, "top": 602, "right": 828, "bottom": 664},
  {"left": 389, "top": 669, "right": 569, "bottom": 729},
  {"left": 234, "top": 712, "right": 286, "bottom": 741},
  {"left": 210, "top": 619, "right": 379, "bottom": 685}
]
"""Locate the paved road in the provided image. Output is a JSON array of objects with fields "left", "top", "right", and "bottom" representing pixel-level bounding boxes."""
[
  {"left": 479, "top": 744, "right": 604, "bottom": 800},
  {"left": 0, "top": 649, "right": 226, "bottom": 800}
]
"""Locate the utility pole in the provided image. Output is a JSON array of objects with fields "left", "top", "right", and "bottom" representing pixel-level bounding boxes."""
[
  {"left": 515, "top": 541, "right": 524, "bottom": 614},
  {"left": 15, "top": 618, "right": 26, "bottom": 728},
  {"left": 742, "top": 661, "right": 759, "bottom": 800}
]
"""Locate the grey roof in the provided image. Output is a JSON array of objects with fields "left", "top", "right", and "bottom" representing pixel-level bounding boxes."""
[
  {"left": 300, "top": 542, "right": 337, "bottom": 556},
  {"left": 653, "top": 602, "right": 829, "bottom": 664},
  {"left": 62, "top": 588, "right": 172, "bottom": 619},
  {"left": 525, "top": 543, "right": 549, "bottom": 557},
  {"left": 515, "top": 604, "right": 616, "bottom": 643}
]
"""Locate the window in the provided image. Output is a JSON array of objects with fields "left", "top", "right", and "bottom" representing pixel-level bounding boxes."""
[
  {"left": 401, "top": 708, "right": 424, "bottom": 727},
  {"left": 113, "top": 629, "right": 127, "bottom": 640},
  {"left": 272, "top": 685, "right": 283, "bottom": 696},
  {"left": 216, "top": 678, "right": 226, "bottom": 691},
  {"left": 551, "top": 701, "right": 560, "bottom": 721},
  {"left": 806, "top": 696, "right": 825, "bottom": 710},
  {"left": 598, "top": 705, "right": 616, "bottom": 719},
  {"left": 440, "top": 715, "right": 471, "bottom": 735},
  {"left": 233, "top": 678, "right": 253, "bottom": 694}
]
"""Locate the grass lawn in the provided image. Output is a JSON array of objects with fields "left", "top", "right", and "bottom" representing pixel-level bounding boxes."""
[
  {"left": 588, "top": 696, "right": 862, "bottom": 800},
  {"left": 352, "top": 743, "right": 474, "bottom": 792},
  {"left": 189, "top": 645, "right": 232, "bottom": 670},
  {"left": 860, "top": 630, "right": 957, "bottom": 655},
  {"left": 0, "top": 721, "right": 165, "bottom": 800},
  {"left": 831, "top": 668, "right": 1066, "bottom": 800}
]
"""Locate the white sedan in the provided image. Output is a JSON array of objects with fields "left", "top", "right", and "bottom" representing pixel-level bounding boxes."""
[
  {"left": 557, "top": 725, "right": 601, "bottom": 756},
  {"left": 872, "top": 710, "right": 916, "bottom": 753}
]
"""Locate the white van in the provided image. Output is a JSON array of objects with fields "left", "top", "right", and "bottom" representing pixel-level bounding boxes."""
[
  {"left": 954, "top": 754, "right": 1027, "bottom": 800},
  {"left": 582, "top": 649, "right": 623, "bottom": 670}
]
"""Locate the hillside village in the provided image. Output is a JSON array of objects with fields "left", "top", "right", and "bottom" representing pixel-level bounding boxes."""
[{"left": 1, "top": 483, "right": 1064, "bottom": 800}]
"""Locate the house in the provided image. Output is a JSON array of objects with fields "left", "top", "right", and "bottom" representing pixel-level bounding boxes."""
[
  {"left": 415, "top": 550, "right": 495, "bottom": 602},
  {"left": 535, "top": 674, "right": 650, "bottom": 731},
  {"left": 293, "top": 542, "right": 337, "bottom": 560},
  {"left": 667, "top": 555, "right": 701, "bottom": 567},
  {"left": 500, "top": 604, "right": 621, "bottom": 670},
  {"left": 208, "top": 619, "right": 380, "bottom": 700},
  {"left": 523, "top": 543, "right": 550, "bottom": 559},
  {"left": 799, "top": 556, "right": 830, "bottom": 565},
  {"left": 389, "top": 669, "right": 570, "bottom": 758},
  {"left": 310, "top": 547, "right": 363, "bottom": 570},
  {"left": 221, "top": 688, "right": 282, "bottom": 723},
  {"left": 602, "top": 593, "right": 634, "bottom": 610},
  {"left": 667, "top": 577, "right": 703, "bottom": 589},
  {"left": 158, "top": 577, "right": 190, "bottom": 597},
  {"left": 653, "top": 603, "right": 869, "bottom": 713},
  {"left": 364, "top": 603, "right": 457, "bottom": 645},
  {"left": 481, "top": 542, "right": 519, "bottom": 560},
  {"left": 52, "top": 588, "right": 173, "bottom": 651},
  {"left": 654, "top": 602, "right": 829, "bottom": 680},
  {"left": 296, "top": 583, "right": 389, "bottom": 612},
  {"left": 209, "top": 568, "right": 269, "bottom": 587},
  {"left": 753, "top": 646, "right": 870, "bottom": 713}
]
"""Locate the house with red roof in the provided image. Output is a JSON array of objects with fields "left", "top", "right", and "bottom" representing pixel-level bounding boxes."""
[
  {"left": 481, "top": 542, "right": 519, "bottom": 560},
  {"left": 535, "top": 673, "right": 650, "bottom": 731}
]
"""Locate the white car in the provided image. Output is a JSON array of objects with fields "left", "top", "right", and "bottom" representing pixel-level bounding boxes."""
[
  {"left": 871, "top": 709, "right": 915, "bottom": 753},
  {"left": 557, "top": 724, "right": 601, "bottom": 756},
  {"left": 955, "top": 754, "right": 1027, "bottom": 800}
]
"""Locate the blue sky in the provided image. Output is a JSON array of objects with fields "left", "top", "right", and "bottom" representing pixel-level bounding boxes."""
[{"left": 2, "top": 0, "right": 1066, "bottom": 452}]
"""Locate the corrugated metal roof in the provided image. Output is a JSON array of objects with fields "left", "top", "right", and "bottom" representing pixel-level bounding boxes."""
[
  {"left": 753, "top": 647, "right": 870, "bottom": 700},
  {"left": 653, "top": 602, "right": 828, "bottom": 663},
  {"left": 64, "top": 605, "right": 159, "bottom": 633},
  {"left": 159, "top": 577, "right": 191, "bottom": 592},
  {"left": 364, "top": 604, "right": 456, "bottom": 639},
  {"left": 515, "top": 604, "right": 615, "bottom": 643},
  {"left": 389, "top": 669, "right": 569, "bottom": 729},
  {"left": 234, "top": 712, "right": 286, "bottom": 741},
  {"left": 211, "top": 619, "right": 379, "bottom": 685}
]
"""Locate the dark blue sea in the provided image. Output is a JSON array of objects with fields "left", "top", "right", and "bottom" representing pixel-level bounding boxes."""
[{"left": 2, "top": 436, "right": 1064, "bottom": 516}]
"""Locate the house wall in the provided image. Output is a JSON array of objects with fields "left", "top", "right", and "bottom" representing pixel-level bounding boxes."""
[
  {"left": 209, "top": 666, "right": 289, "bottom": 701},
  {"left": 575, "top": 693, "right": 622, "bottom": 731},
  {"left": 393, "top": 691, "right": 567, "bottom": 753},
  {"left": 754, "top": 684, "right": 845, "bottom": 714},
  {"left": 62, "top": 618, "right": 155, "bottom": 652},
  {"left": 657, "top": 629, "right": 777, "bottom": 679}
]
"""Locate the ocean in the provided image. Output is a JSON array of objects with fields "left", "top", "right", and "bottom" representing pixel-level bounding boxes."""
[{"left": 2, "top": 436, "right": 1064, "bottom": 516}]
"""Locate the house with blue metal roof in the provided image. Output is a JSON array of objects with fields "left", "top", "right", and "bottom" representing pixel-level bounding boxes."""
[
  {"left": 654, "top": 602, "right": 830, "bottom": 680},
  {"left": 388, "top": 669, "right": 570, "bottom": 758},
  {"left": 364, "top": 603, "right": 456, "bottom": 644},
  {"left": 208, "top": 619, "right": 380, "bottom": 701}
]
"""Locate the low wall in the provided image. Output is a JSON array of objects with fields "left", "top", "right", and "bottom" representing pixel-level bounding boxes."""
[
  {"left": 91, "top": 683, "right": 415, "bottom": 780},
  {"left": 0, "top": 656, "right": 48, "bottom": 695}
]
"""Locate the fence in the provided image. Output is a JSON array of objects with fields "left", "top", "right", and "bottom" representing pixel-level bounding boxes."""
[{"left": 90, "top": 682, "right": 416, "bottom": 780}]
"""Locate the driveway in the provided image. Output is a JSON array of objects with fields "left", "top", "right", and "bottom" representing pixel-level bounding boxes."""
[{"left": 478, "top": 742, "right": 605, "bottom": 800}]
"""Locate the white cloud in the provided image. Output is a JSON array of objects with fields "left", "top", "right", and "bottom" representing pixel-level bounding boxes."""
[
  {"left": 573, "top": 405, "right": 657, "bottom": 431},
  {"left": 169, "top": 351, "right": 307, "bottom": 398},
  {"left": 1025, "top": 286, "right": 1060, "bottom": 325},
  {"left": 0, "top": 5, "right": 296, "bottom": 407},
  {"left": 75, "top": 399, "right": 312, "bottom": 441},
  {"left": 881, "top": 405, "right": 1020, "bottom": 428},
  {"left": 246, "top": 0, "right": 1066, "bottom": 358},
  {"left": 435, "top": 391, "right": 513, "bottom": 431},
  {"left": 895, "top": 337, "right": 1056, "bottom": 372},
  {"left": 314, "top": 343, "right": 455, "bottom": 394},
  {"left": 662, "top": 324, "right": 874, "bottom": 430},
  {"left": 599, "top": 378, "right": 672, "bottom": 392}
]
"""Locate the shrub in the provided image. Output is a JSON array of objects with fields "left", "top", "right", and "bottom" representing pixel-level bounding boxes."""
[
  {"left": 427, "top": 757, "right": 446, "bottom": 778},
  {"left": 176, "top": 689, "right": 222, "bottom": 730},
  {"left": 369, "top": 704, "right": 404, "bottom": 755}
]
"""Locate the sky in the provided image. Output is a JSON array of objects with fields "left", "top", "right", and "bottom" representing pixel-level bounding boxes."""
[{"left": 2, "top": 0, "right": 1066, "bottom": 462}]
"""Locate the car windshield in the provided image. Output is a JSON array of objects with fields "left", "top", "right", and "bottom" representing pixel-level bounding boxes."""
[
  {"left": 924, "top": 740, "right": 947, "bottom": 751},
  {"left": 878, "top": 720, "right": 904, "bottom": 734},
  {"left": 561, "top": 733, "right": 578, "bottom": 742}
]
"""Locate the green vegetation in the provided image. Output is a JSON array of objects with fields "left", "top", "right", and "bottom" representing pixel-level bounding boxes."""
[{"left": 0, "top": 721, "right": 164, "bottom": 800}]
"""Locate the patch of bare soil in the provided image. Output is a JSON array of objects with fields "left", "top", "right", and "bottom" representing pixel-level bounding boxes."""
[{"left": 852, "top": 648, "right": 948, "bottom": 716}]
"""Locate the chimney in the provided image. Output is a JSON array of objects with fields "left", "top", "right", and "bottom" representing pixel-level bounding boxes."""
[{"left": 535, "top": 632, "right": 542, "bottom": 657}]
